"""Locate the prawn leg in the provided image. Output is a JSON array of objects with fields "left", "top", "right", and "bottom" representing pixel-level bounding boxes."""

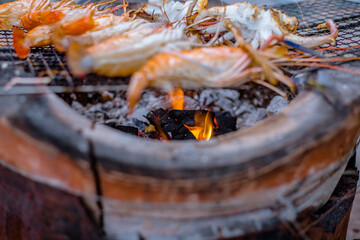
[{"left": 284, "top": 20, "right": 338, "bottom": 49}]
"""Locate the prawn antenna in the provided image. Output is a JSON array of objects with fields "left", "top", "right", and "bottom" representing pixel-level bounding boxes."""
[{"left": 282, "top": 40, "right": 326, "bottom": 59}]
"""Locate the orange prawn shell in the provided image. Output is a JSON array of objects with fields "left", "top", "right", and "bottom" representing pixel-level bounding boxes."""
[
  {"left": 134, "top": 47, "right": 249, "bottom": 82},
  {"left": 12, "top": 28, "right": 30, "bottom": 59},
  {"left": 13, "top": 25, "right": 55, "bottom": 59},
  {"left": 60, "top": 12, "right": 95, "bottom": 35},
  {"left": 21, "top": 10, "right": 65, "bottom": 30},
  {"left": 127, "top": 47, "right": 250, "bottom": 110},
  {"left": 0, "top": 0, "right": 53, "bottom": 29}
]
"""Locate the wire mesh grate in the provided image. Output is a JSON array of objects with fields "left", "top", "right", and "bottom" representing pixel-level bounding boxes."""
[{"left": 0, "top": 0, "right": 359, "bottom": 89}]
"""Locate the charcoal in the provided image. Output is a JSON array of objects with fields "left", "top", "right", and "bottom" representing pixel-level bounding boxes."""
[
  {"left": 214, "top": 112, "right": 236, "bottom": 131},
  {"left": 172, "top": 126, "right": 196, "bottom": 140},
  {"left": 116, "top": 125, "right": 138, "bottom": 136},
  {"left": 143, "top": 109, "right": 237, "bottom": 140},
  {"left": 64, "top": 84, "right": 290, "bottom": 140},
  {"left": 104, "top": 122, "right": 138, "bottom": 135},
  {"left": 132, "top": 119, "right": 148, "bottom": 133}
]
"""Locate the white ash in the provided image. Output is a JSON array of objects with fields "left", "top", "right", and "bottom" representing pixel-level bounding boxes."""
[
  {"left": 266, "top": 95, "right": 289, "bottom": 114},
  {"left": 70, "top": 88, "right": 289, "bottom": 131}
]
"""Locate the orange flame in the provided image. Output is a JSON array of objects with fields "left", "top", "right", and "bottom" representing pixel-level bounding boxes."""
[
  {"left": 169, "top": 88, "right": 184, "bottom": 110},
  {"left": 185, "top": 111, "right": 213, "bottom": 141}
]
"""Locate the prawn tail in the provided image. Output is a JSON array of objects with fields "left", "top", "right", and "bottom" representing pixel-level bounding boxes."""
[
  {"left": 12, "top": 28, "right": 31, "bottom": 59},
  {"left": 67, "top": 41, "right": 92, "bottom": 78},
  {"left": 127, "top": 72, "right": 149, "bottom": 113}
]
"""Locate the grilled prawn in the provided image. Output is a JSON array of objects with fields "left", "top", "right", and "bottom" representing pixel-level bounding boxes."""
[
  {"left": 20, "top": 9, "right": 66, "bottom": 30},
  {"left": 13, "top": 6, "right": 97, "bottom": 59},
  {"left": 52, "top": 14, "right": 146, "bottom": 52},
  {"left": 141, "top": 0, "right": 207, "bottom": 25},
  {"left": 126, "top": 19, "right": 294, "bottom": 110},
  {"left": 127, "top": 46, "right": 293, "bottom": 110},
  {"left": 67, "top": 27, "right": 194, "bottom": 77},
  {"left": 0, "top": 0, "right": 52, "bottom": 29},
  {"left": 0, "top": 0, "right": 83, "bottom": 29},
  {"left": 192, "top": 2, "right": 337, "bottom": 49}
]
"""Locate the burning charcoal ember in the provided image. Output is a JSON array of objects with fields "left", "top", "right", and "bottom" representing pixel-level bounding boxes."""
[
  {"left": 144, "top": 109, "right": 236, "bottom": 140},
  {"left": 132, "top": 118, "right": 159, "bottom": 138}
]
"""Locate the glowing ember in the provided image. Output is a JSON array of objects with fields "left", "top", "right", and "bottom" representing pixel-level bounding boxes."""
[
  {"left": 185, "top": 111, "right": 213, "bottom": 141},
  {"left": 169, "top": 88, "right": 184, "bottom": 110}
]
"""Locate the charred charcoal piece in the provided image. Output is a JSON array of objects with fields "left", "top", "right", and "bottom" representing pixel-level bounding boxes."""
[
  {"left": 146, "top": 108, "right": 167, "bottom": 121},
  {"left": 115, "top": 125, "right": 138, "bottom": 136},
  {"left": 132, "top": 118, "right": 148, "bottom": 132},
  {"left": 144, "top": 109, "right": 237, "bottom": 140},
  {"left": 214, "top": 112, "right": 236, "bottom": 131},
  {"left": 172, "top": 125, "right": 196, "bottom": 140},
  {"left": 213, "top": 112, "right": 236, "bottom": 137},
  {"left": 104, "top": 122, "right": 139, "bottom": 136}
]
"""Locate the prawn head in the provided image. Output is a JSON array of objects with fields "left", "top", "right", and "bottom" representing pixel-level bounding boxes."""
[
  {"left": 12, "top": 28, "right": 31, "bottom": 59},
  {"left": 21, "top": 10, "right": 65, "bottom": 30}
]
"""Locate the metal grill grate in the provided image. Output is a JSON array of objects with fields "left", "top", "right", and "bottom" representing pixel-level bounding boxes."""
[
  {"left": 0, "top": 0, "right": 359, "bottom": 89},
  {"left": 281, "top": 0, "right": 360, "bottom": 57}
]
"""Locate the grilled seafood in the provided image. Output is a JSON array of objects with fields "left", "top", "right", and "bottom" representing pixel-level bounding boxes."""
[
  {"left": 21, "top": 9, "right": 66, "bottom": 30},
  {"left": 142, "top": 0, "right": 207, "bottom": 25},
  {"left": 0, "top": 0, "right": 52, "bottom": 29},
  {"left": 13, "top": 26, "right": 53, "bottom": 58},
  {"left": 67, "top": 26, "right": 194, "bottom": 77},
  {"left": 13, "top": 6, "right": 97, "bottom": 59},
  {"left": 13, "top": 1, "right": 130, "bottom": 56},
  {"left": 127, "top": 46, "right": 294, "bottom": 110},
  {"left": 19, "top": 0, "right": 93, "bottom": 30},
  {"left": 54, "top": 19, "right": 151, "bottom": 52},
  {"left": 127, "top": 19, "right": 293, "bottom": 109},
  {"left": 0, "top": 0, "right": 114, "bottom": 30},
  {"left": 192, "top": 2, "right": 337, "bottom": 49},
  {"left": 50, "top": 0, "right": 79, "bottom": 9},
  {"left": 6, "top": 0, "right": 346, "bottom": 116}
]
